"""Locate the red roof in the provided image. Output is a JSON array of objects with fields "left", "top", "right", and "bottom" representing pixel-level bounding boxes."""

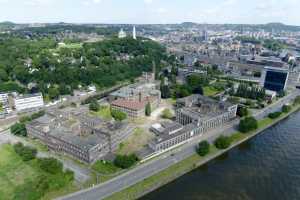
[{"left": 111, "top": 97, "right": 155, "bottom": 111}]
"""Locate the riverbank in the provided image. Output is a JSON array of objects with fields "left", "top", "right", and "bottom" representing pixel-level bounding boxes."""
[{"left": 104, "top": 103, "right": 300, "bottom": 200}]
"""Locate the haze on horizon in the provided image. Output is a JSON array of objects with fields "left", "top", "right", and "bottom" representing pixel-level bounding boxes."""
[{"left": 0, "top": 0, "right": 299, "bottom": 26}]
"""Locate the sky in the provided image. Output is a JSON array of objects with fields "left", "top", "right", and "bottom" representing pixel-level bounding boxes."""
[{"left": 0, "top": 0, "right": 299, "bottom": 25}]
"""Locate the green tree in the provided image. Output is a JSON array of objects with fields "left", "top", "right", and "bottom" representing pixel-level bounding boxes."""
[
  {"left": 111, "top": 109, "right": 127, "bottom": 121},
  {"left": 237, "top": 106, "right": 248, "bottom": 117},
  {"left": 114, "top": 154, "right": 139, "bottom": 169},
  {"left": 161, "top": 108, "right": 173, "bottom": 119},
  {"left": 145, "top": 102, "right": 151, "bottom": 116},
  {"left": 48, "top": 87, "right": 60, "bottom": 100},
  {"left": 282, "top": 105, "right": 291, "bottom": 113},
  {"left": 268, "top": 112, "right": 282, "bottom": 119},
  {"left": 239, "top": 116, "right": 258, "bottom": 133},
  {"left": 197, "top": 141, "right": 210, "bottom": 156},
  {"left": 37, "top": 158, "right": 63, "bottom": 174},
  {"left": 10, "top": 123, "right": 27, "bottom": 136},
  {"left": 89, "top": 99, "right": 100, "bottom": 112},
  {"left": 214, "top": 135, "right": 231, "bottom": 149},
  {"left": 13, "top": 142, "right": 37, "bottom": 161}
]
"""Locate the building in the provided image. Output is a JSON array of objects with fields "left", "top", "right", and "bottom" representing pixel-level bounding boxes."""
[
  {"left": 118, "top": 28, "right": 127, "bottom": 39},
  {"left": 26, "top": 108, "right": 134, "bottom": 163},
  {"left": 111, "top": 91, "right": 161, "bottom": 118},
  {"left": 133, "top": 26, "right": 137, "bottom": 40},
  {"left": 149, "top": 95, "right": 237, "bottom": 152},
  {"left": 0, "top": 93, "right": 12, "bottom": 118},
  {"left": 260, "top": 67, "right": 289, "bottom": 92},
  {"left": 175, "top": 95, "right": 237, "bottom": 128},
  {"left": 14, "top": 93, "right": 44, "bottom": 112}
]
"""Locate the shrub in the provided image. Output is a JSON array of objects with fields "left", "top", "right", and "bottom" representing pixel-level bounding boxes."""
[
  {"left": 282, "top": 105, "right": 291, "bottom": 113},
  {"left": 89, "top": 100, "right": 100, "bottom": 112},
  {"left": 10, "top": 123, "right": 27, "bottom": 136},
  {"left": 13, "top": 142, "right": 37, "bottom": 161},
  {"left": 239, "top": 116, "right": 258, "bottom": 133},
  {"left": 64, "top": 169, "right": 75, "bottom": 182},
  {"left": 197, "top": 141, "right": 210, "bottom": 156},
  {"left": 114, "top": 154, "right": 139, "bottom": 169},
  {"left": 145, "top": 102, "right": 151, "bottom": 116},
  {"left": 294, "top": 96, "right": 300, "bottom": 105},
  {"left": 237, "top": 106, "right": 248, "bottom": 117},
  {"left": 37, "top": 158, "right": 63, "bottom": 174},
  {"left": 161, "top": 109, "right": 173, "bottom": 119},
  {"left": 268, "top": 112, "right": 282, "bottom": 119},
  {"left": 111, "top": 109, "right": 127, "bottom": 121},
  {"left": 214, "top": 135, "right": 231, "bottom": 149}
]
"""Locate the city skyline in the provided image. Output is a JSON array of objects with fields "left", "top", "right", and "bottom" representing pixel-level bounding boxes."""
[{"left": 0, "top": 0, "right": 300, "bottom": 26}]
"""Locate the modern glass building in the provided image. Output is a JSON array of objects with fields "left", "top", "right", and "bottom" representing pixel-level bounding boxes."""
[{"left": 260, "top": 67, "right": 289, "bottom": 92}]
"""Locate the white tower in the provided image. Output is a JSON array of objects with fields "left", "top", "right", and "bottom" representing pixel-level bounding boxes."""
[
  {"left": 133, "top": 26, "right": 137, "bottom": 40},
  {"left": 118, "top": 28, "right": 127, "bottom": 39}
]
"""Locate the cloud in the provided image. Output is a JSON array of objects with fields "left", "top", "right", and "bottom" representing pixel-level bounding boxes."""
[
  {"left": 24, "top": 0, "right": 54, "bottom": 6},
  {"left": 144, "top": 0, "right": 153, "bottom": 4},
  {"left": 155, "top": 7, "right": 167, "bottom": 14}
]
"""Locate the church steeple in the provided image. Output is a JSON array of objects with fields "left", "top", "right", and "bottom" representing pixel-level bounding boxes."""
[{"left": 133, "top": 26, "right": 137, "bottom": 40}]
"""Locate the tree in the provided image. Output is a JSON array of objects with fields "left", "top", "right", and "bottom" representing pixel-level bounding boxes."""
[
  {"left": 160, "top": 85, "right": 171, "bottom": 99},
  {"left": 10, "top": 123, "right": 27, "bottom": 136},
  {"left": 111, "top": 109, "right": 127, "bottom": 121},
  {"left": 161, "top": 108, "right": 173, "bottom": 119},
  {"left": 214, "top": 135, "right": 231, "bottom": 149},
  {"left": 294, "top": 96, "right": 300, "bottom": 105},
  {"left": 13, "top": 142, "right": 37, "bottom": 161},
  {"left": 197, "top": 141, "right": 210, "bottom": 156},
  {"left": 114, "top": 154, "right": 139, "bottom": 169},
  {"left": 48, "top": 87, "right": 60, "bottom": 100},
  {"left": 145, "top": 102, "right": 151, "bottom": 116},
  {"left": 282, "top": 105, "right": 291, "bottom": 113},
  {"left": 37, "top": 158, "right": 63, "bottom": 174},
  {"left": 89, "top": 99, "right": 100, "bottom": 112},
  {"left": 268, "top": 112, "right": 282, "bottom": 119},
  {"left": 237, "top": 106, "right": 248, "bottom": 117},
  {"left": 239, "top": 116, "right": 258, "bottom": 133}
]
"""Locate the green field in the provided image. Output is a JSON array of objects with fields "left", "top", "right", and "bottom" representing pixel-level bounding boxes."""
[
  {"left": 0, "top": 144, "right": 77, "bottom": 200},
  {"left": 90, "top": 106, "right": 112, "bottom": 120},
  {"left": 92, "top": 161, "right": 121, "bottom": 175},
  {"left": 203, "top": 86, "right": 221, "bottom": 96}
]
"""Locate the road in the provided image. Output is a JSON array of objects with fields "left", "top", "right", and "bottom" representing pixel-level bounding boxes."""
[{"left": 58, "top": 90, "right": 300, "bottom": 200}]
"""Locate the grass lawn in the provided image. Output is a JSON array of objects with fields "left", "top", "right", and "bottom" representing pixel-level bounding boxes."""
[
  {"left": 203, "top": 86, "right": 221, "bottom": 97},
  {"left": 0, "top": 144, "right": 77, "bottom": 200},
  {"left": 90, "top": 106, "right": 112, "bottom": 120},
  {"left": 92, "top": 160, "right": 121, "bottom": 175},
  {"left": 117, "top": 128, "right": 154, "bottom": 155}
]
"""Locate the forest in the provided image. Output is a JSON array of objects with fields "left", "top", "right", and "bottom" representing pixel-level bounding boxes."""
[{"left": 0, "top": 35, "right": 172, "bottom": 100}]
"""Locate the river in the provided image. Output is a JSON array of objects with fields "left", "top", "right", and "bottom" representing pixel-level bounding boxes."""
[{"left": 140, "top": 111, "right": 300, "bottom": 200}]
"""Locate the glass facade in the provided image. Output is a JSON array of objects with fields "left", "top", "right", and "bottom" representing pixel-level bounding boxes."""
[{"left": 264, "top": 71, "right": 288, "bottom": 92}]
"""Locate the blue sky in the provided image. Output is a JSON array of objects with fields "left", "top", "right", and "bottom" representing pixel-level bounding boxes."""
[{"left": 0, "top": 0, "right": 299, "bottom": 25}]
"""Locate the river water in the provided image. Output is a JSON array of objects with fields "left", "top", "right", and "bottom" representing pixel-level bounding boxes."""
[{"left": 141, "top": 111, "right": 300, "bottom": 200}]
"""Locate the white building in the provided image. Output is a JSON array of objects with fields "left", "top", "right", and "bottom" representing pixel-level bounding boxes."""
[
  {"left": 0, "top": 93, "right": 12, "bottom": 114},
  {"left": 133, "top": 26, "right": 137, "bottom": 40},
  {"left": 14, "top": 93, "right": 44, "bottom": 112},
  {"left": 118, "top": 28, "right": 127, "bottom": 39}
]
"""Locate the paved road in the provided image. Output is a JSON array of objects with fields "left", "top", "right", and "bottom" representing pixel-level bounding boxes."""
[{"left": 57, "top": 90, "right": 300, "bottom": 200}]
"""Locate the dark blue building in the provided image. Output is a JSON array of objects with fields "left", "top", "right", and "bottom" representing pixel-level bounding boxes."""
[{"left": 261, "top": 67, "right": 289, "bottom": 92}]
